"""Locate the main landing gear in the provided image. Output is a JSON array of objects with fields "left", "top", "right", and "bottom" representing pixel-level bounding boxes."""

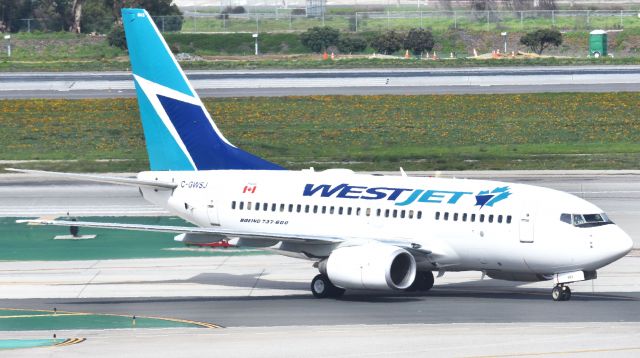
[
  {"left": 311, "top": 274, "right": 345, "bottom": 298},
  {"left": 551, "top": 284, "right": 572, "bottom": 302},
  {"left": 405, "top": 271, "right": 435, "bottom": 292}
]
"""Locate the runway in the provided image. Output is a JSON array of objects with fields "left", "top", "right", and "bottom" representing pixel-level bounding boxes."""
[{"left": 2, "top": 66, "right": 640, "bottom": 98}]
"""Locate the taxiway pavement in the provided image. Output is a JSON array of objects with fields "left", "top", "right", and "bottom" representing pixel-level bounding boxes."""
[{"left": 3, "top": 66, "right": 640, "bottom": 98}]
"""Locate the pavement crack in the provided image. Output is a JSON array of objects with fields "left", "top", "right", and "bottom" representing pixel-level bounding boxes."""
[
  {"left": 76, "top": 270, "right": 101, "bottom": 298},
  {"left": 248, "top": 269, "right": 265, "bottom": 297}
]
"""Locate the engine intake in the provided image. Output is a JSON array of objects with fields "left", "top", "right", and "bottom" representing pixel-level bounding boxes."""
[{"left": 320, "top": 244, "right": 416, "bottom": 290}]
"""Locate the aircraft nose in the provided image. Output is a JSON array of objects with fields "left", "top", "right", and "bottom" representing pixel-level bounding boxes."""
[{"left": 609, "top": 226, "right": 633, "bottom": 259}]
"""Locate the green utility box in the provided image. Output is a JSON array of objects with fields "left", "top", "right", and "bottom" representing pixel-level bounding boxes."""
[{"left": 589, "top": 30, "right": 608, "bottom": 58}]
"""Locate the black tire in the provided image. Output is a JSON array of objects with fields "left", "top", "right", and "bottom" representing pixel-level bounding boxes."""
[
  {"left": 562, "top": 286, "right": 572, "bottom": 301},
  {"left": 552, "top": 286, "right": 562, "bottom": 301},
  {"left": 311, "top": 274, "right": 343, "bottom": 298},
  {"left": 406, "top": 271, "right": 435, "bottom": 292}
]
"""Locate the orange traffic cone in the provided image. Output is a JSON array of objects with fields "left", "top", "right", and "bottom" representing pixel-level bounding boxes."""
[
  {"left": 404, "top": 49, "right": 410, "bottom": 59},
  {"left": 322, "top": 51, "right": 328, "bottom": 60}
]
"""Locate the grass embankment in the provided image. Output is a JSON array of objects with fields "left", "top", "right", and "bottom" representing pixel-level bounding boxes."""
[
  {"left": 2, "top": 29, "right": 640, "bottom": 72},
  {"left": 1, "top": 93, "right": 639, "bottom": 172}
]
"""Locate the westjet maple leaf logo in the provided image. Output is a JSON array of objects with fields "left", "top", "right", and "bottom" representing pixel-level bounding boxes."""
[{"left": 475, "top": 186, "right": 511, "bottom": 208}]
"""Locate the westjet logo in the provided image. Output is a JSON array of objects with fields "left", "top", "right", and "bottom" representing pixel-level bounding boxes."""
[{"left": 302, "top": 183, "right": 511, "bottom": 208}]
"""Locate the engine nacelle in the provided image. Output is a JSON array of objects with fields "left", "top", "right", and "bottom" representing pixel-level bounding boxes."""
[{"left": 321, "top": 244, "right": 416, "bottom": 290}]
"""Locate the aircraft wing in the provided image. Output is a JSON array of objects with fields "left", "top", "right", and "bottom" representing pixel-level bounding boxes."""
[
  {"left": 5, "top": 168, "right": 176, "bottom": 191},
  {"left": 16, "top": 219, "right": 343, "bottom": 245}
]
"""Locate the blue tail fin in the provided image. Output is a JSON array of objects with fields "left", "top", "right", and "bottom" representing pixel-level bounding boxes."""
[{"left": 121, "top": 8, "right": 282, "bottom": 171}]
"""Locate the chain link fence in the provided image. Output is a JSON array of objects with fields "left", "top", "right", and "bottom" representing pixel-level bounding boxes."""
[{"left": 16, "top": 9, "right": 640, "bottom": 34}]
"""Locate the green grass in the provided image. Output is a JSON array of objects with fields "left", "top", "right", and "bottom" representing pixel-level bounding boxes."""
[{"left": 1, "top": 93, "right": 639, "bottom": 172}]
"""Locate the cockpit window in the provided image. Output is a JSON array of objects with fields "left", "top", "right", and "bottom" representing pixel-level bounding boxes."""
[{"left": 561, "top": 213, "right": 613, "bottom": 227}]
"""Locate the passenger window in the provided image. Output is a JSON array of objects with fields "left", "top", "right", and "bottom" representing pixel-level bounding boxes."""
[
  {"left": 393, "top": 209, "right": 398, "bottom": 218},
  {"left": 385, "top": 209, "right": 390, "bottom": 218},
  {"left": 377, "top": 209, "right": 382, "bottom": 217},
  {"left": 280, "top": 204, "right": 285, "bottom": 212},
  {"left": 330, "top": 206, "right": 335, "bottom": 214},
  {"left": 489, "top": 215, "right": 494, "bottom": 223},
  {"left": 453, "top": 213, "right": 458, "bottom": 221},
  {"left": 366, "top": 208, "right": 371, "bottom": 217},
  {"left": 471, "top": 214, "right": 476, "bottom": 222},
  {"left": 498, "top": 215, "right": 503, "bottom": 223},
  {"left": 480, "top": 214, "right": 485, "bottom": 223},
  {"left": 444, "top": 212, "right": 449, "bottom": 221},
  {"left": 255, "top": 202, "right": 259, "bottom": 210},
  {"left": 400, "top": 210, "right": 406, "bottom": 219},
  {"left": 263, "top": 203, "right": 268, "bottom": 211},
  {"left": 313, "top": 205, "right": 318, "bottom": 214},
  {"left": 462, "top": 213, "right": 467, "bottom": 222},
  {"left": 435, "top": 212, "right": 440, "bottom": 220},
  {"left": 231, "top": 201, "right": 236, "bottom": 210},
  {"left": 239, "top": 201, "right": 244, "bottom": 210},
  {"left": 322, "top": 206, "right": 327, "bottom": 214},
  {"left": 347, "top": 207, "right": 352, "bottom": 215},
  {"left": 271, "top": 203, "right": 276, "bottom": 212},
  {"left": 417, "top": 211, "right": 422, "bottom": 219},
  {"left": 356, "top": 208, "right": 361, "bottom": 216},
  {"left": 247, "top": 202, "right": 252, "bottom": 210},
  {"left": 288, "top": 204, "right": 293, "bottom": 212},
  {"left": 408, "top": 210, "right": 414, "bottom": 219},
  {"left": 296, "top": 204, "right": 301, "bottom": 213},
  {"left": 507, "top": 215, "right": 512, "bottom": 224},
  {"left": 560, "top": 213, "right": 571, "bottom": 224},
  {"left": 339, "top": 207, "right": 344, "bottom": 215}
]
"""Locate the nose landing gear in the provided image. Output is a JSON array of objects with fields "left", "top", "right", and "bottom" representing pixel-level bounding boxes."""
[{"left": 551, "top": 284, "right": 572, "bottom": 301}]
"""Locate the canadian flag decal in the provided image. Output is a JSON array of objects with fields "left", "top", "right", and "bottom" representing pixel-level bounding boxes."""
[{"left": 243, "top": 184, "right": 257, "bottom": 194}]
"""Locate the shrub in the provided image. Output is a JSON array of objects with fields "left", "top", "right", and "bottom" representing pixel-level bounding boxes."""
[
  {"left": 404, "top": 28, "right": 434, "bottom": 55},
  {"left": 338, "top": 35, "right": 368, "bottom": 53},
  {"left": 371, "top": 30, "right": 403, "bottom": 55},
  {"left": 299, "top": 26, "right": 340, "bottom": 53},
  {"left": 107, "top": 24, "right": 127, "bottom": 50},
  {"left": 520, "top": 29, "right": 563, "bottom": 55}
]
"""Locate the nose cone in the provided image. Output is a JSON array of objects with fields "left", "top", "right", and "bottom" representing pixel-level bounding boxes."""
[{"left": 606, "top": 225, "right": 633, "bottom": 262}]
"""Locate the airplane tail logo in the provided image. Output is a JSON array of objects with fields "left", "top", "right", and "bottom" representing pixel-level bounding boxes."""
[{"left": 121, "top": 9, "right": 282, "bottom": 171}]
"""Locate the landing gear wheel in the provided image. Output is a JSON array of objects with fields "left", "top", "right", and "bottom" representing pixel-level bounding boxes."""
[
  {"left": 552, "top": 285, "right": 572, "bottom": 301},
  {"left": 311, "top": 274, "right": 344, "bottom": 298},
  {"left": 406, "top": 271, "right": 435, "bottom": 292}
]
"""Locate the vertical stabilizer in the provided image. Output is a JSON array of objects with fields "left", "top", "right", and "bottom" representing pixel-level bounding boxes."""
[{"left": 122, "top": 8, "right": 282, "bottom": 171}]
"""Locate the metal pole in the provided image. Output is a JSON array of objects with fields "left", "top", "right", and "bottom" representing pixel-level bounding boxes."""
[
  {"left": 355, "top": 13, "right": 358, "bottom": 32},
  {"left": 289, "top": 13, "right": 292, "bottom": 30},
  {"left": 454, "top": 11, "right": 457, "bottom": 29},
  {"left": 420, "top": 11, "right": 423, "bottom": 28},
  {"left": 520, "top": 11, "right": 523, "bottom": 28},
  {"left": 322, "top": 11, "right": 325, "bottom": 26},
  {"left": 621, "top": 10, "right": 624, "bottom": 28},
  {"left": 552, "top": 10, "right": 555, "bottom": 26},
  {"left": 255, "top": 38, "right": 258, "bottom": 55},
  {"left": 387, "top": 10, "right": 390, "bottom": 29},
  {"left": 486, "top": 10, "right": 489, "bottom": 31},
  {"left": 256, "top": 14, "right": 259, "bottom": 32}
]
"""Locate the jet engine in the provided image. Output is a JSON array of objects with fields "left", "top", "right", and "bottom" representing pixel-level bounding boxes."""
[{"left": 319, "top": 244, "right": 416, "bottom": 290}]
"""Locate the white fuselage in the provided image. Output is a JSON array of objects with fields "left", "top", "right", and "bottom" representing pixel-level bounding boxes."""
[{"left": 138, "top": 169, "right": 633, "bottom": 278}]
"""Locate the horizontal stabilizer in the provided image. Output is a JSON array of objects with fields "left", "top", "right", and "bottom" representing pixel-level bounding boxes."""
[{"left": 5, "top": 168, "right": 176, "bottom": 190}]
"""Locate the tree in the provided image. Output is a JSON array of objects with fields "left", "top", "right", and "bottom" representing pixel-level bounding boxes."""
[
  {"left": 371, "top": 30, "right": 404, "bottom": 55},
  {"left": 107, "top": 23, "right": 126, "bottom": 49},
  {"left": 299, "top": 26, "right": 340, "bottom": 53},
  {"left": 69, "top": 0, "right": 84, "bottom": 33},
  {"left": 338, "top": 35, "right": 367, "bottom": 54},
  {"left": 404, "top": 28, "right": 434, "bottom": 56},
  {"left": 520, "top": 28, "right": 562, "bottom": 55}
]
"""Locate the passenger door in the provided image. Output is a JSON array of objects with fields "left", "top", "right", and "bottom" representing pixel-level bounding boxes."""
[
  {"left": 207, "top": 200, "right": 220, "bottom": 226},
  {"left": 519, "top": 208, "right": 534, "bottom": 243}
]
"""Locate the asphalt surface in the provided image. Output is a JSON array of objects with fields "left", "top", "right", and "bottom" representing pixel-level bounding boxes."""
[{"left": 3, "top": 66, "right": 640, "bottom": 98}]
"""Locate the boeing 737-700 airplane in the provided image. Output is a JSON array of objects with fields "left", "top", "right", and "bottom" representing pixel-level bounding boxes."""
[{"left": 11, "top": 8, "right": 633, "bottom": 301}]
